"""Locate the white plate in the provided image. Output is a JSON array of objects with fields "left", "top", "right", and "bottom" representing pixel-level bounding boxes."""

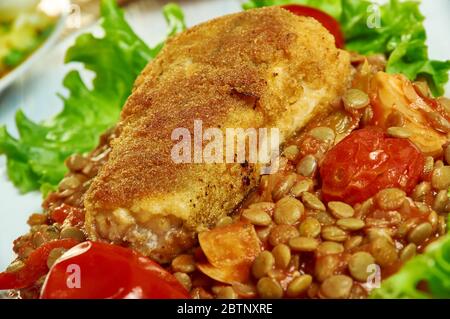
[{"left": 0, "top": 0, "right": 449, "bottom": 271}]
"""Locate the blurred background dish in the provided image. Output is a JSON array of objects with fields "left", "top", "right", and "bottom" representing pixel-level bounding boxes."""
[{"left": 0, "top": 0, "right": 69, "bottom": 92}]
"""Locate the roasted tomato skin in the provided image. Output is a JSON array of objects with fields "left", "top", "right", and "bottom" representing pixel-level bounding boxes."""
[
  {"left": 40, "top": 241, "right": 190, "bottom": 299},
  {"left": 281, "top": 4, "right": 345, "bottom": 48},
  {"left": 320, "top": 127, "right": 425, "bottom": 205}
]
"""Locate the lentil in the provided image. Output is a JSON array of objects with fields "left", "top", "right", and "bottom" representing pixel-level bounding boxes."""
[
  {"left": 370, "top": 237, "right": 398, "bottom": 267},
  {"left": 290, "top": 179, "right": 313, "bottom": 197},
  {"left": 344, "top": 236, "right": 363, "bottom": 251},
  {"left": 316, "top": 241, "right": 344, "bottom": 256},
  {"left": 272, "top": 244, "right": 291, "bottom": 269},
  {"left": 272, "top": 173, "right": 297, "bottom": 201},
  {"left": 172, "top": 254, "right": 196, "bottom": 273},
  {"left": 256, "top": 277, "right": 283, "bottom": 299},
  {"left": 433, "top": 189, "right": 449, "bottom": 214},
  {"left": 411, "top": 182, "right": 431, "bottom": 202},
  {"left": 66, "top": 154, "right": 88, "bottom": 171},
  {"left": 423, "top": 156, "right": 434, "bottom": 175},
  {"left": 286, "top": 275, "right": 312, "bottom": 297},
  {"left": 174, "top": 272, "right": 192, "bottom": 291},
  {"left": 283, "top": 145, "right": 299, "bottom": 161},
  {"left": 298, "top": 217, "right": 321, "bottom": 238},
  {"left": 387, "top": 126, "right": 412, "bottom": 138},
  {"left": 336, "top": 218, "right": 365, "bottom": 231},
  {"left": 296, "top": 155, "right": 317, "bottom": 177},
  {"left": 216, "top": 216, "right": 233, "bottom": 227},
  {"left": 321, "top": 226, "right": 348, "bottom": 242},
  {"left": 431, "top": 166, "right": 450, "bottom": 190},
  {"left": 60, "top": 226, "right": 86, "bottom": 242},
  {"left": 320, "top": 275, "right": 353, "bottom": 299},
  {"left": 407, "top": 222, "right": 432, "bottom": 245},
  {"left": 343, "top": 89, "right": 369, "bottom": 110},
  {"left": 348, "top": 252, "right": 375, "bottom": 282},
  {"left": 214, "top": 286, "right": 238, "bottom": 299},
  {"left": 302, "top": 192, "right": 326, "bottom": 211},
  {"left": 269, "top": 225, "right": 299, "bottom": 246},
  {"left": 328, "top": 201, "right": 354, "bottom": 219},
  {"left": 375, "top": 188, "right": 406, "bottom": 210},
  {"left": 289, "top": 236, "right": 319, "bottom": 252},
  {"left": 274, "top": 197, "right": 304, "bottom": 225},
  {"left": 242, "top": 208, "right": 272, "bottom": 226},
  {"left": 400, "top": 243, "right": 416, "bottom": 261},
  {"left": 315, "top": 254, "right": 341, "bottom": 282},
  {"left": 309, "top": 127, "right": 335, "bottom": 142},
  {"left": 59, "top": 175, "right": 81, "bottom": 191},
  {"left": 252, "top": 251, "right": 275, "bottom": 279}
]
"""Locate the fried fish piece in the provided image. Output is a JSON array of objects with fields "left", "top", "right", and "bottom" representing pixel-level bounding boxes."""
[{"left": 85, "top": 7, "right": 351, "bottom": 262}]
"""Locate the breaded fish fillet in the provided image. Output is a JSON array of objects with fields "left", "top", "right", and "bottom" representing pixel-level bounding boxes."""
[{"left": 85, "top": 7, "right": 351, "bottom": 262}]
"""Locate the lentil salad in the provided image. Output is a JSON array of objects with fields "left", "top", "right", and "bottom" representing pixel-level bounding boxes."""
[{"left": 0, "top": 0, "right": 449, "bottom": 299}]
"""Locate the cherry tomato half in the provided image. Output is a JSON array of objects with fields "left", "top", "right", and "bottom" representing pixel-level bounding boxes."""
[
  {"left": 320, "top": 127, "right": 425, "bottom": 205},
  {"left": 281, "top": 4, "right": 345, "bottom": 48},
  {"left": 40, "top": 241, "right": 190, "bottom": 299}
]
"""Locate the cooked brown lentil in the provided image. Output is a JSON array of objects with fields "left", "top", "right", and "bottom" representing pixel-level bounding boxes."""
[
  {"left": 286, "top": 275, "right": 312, "bottom": 297},
  {"left": 60, "top": 226, "right": 86, "bottom": 242},
  {"left": 321, "top": 225, "right": 348, "bottom": 242},
  {"left": 268, "top": 225, "right": 300, "bottom": 246},
  {"left": 242, "top": 208, "right": 272, "bottom": 226},
  {"left": 316, "top": 241, "right": 344, "bottom": 256},
  {"left": 319, "top": 275, "right": 353, "bottom": 299},
  {"left": 290, "top": 179, "right": 313, "bottom": 197},
  {"left": 407, "top": 222, "right": 432, "bottom": 245},
  {"left": 375, "top": 188, "right": 406, "bottom": 210},
  {"left": 336, "top": 218, "right": 365, "bottom": 231},
  {"left": 274, "top": 196, "right": 304, "bottom": 225},
  {"left": 431, "top": 166, "right": 450, "bottom": 190},
  {"left": 348, "top": 252, "right": 375, "bottom": 282},
  {"left": 302, "top": 192, "right": 326, "bottom": 211},
  {"left": 172, "top": 254, "right": 196, "bottom": 273},
  {"left": 399, "top": 243, "right": 417, "bottom": 261},
  {"left": 256, "top": 277, "right": 283, "bottom": 299},
  {"left": 289, "top": 236, "right": 319, "bottom": 252},
  {"left": 296, "top": 155, "right": 317, "bottom": 177},
  {"left": 252, "top": 251, "right": 275, "bottom": 279},
  {"left": 342, "top": 89, "right": 369, "bottom": 110},
  {"left": 298, "top": 217, "right": 321, "bottom": 238},
  {"left": 272, "top": 244, "right": 291, "bottom": 269},
  {"left": 328, "top": 201, "right": 354, "bottom": 219},
  {"left": 386, "top": 126, "right": 412, "bottom": 138}
]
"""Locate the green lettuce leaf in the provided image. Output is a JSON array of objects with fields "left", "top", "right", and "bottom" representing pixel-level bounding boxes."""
[
  {"left": 370, "top": 218, "right": 450, "bottom": 298},
  {"left": 242, "top": 0, "right": 450, "bottom": 96},
  {"left": 0, "top": 0, "right": 185, "bottom": 195}
]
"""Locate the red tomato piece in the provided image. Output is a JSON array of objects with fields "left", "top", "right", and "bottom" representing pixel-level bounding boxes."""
[
  {"left": 50, "top": 204, "right": 83, "bottom": 224},
  {"left": 281, "top": 4, "right": 345, "bottom": 48},
  {"left": 320, "top": 127, "right": 425, "bottom": 205},
  {"left": 40, "top": 241, "right": 190, "bottom": 299},
  {"left": 0, "top": 239, "right": 79, "bottom": 290}
]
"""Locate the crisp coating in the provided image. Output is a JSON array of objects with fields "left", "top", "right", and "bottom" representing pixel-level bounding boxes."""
[{"left": 84, "top": 7, "right": 351, "bottom": 261}]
